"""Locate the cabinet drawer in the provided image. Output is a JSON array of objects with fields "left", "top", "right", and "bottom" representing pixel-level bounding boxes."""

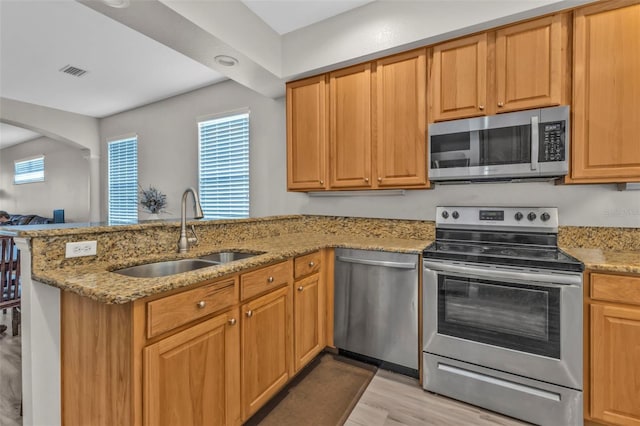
[
  {"left": 591, "top": 273, "right": 640, "bottom": 306},
  {"left": 147, "top": 278, "right": 238, "bottom": 339},
  {"left": 294, "top": 251, "right": 322, "bottom": 279},
  {"left": 241, "top": 261, "right": 291, "bottom": 301}
]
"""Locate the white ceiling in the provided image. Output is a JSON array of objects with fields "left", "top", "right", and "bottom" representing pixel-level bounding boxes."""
[{"left": 0, "top": 123, "right": 41, "bottom": 149}]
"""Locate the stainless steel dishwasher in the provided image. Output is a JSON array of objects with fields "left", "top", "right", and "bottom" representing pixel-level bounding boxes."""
[{"left": 334, "top": 248, "right": 419, "bottom": 374}]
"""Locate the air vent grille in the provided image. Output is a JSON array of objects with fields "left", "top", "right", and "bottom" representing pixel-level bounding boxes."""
[{"left": 59, "top": 65, "right": 88, "bottom": 77}]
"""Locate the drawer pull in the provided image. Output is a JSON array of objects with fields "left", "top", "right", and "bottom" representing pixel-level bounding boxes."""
[
  {"left": 196, "top": 301, "right": 206, "bottom": 309},
  {"left": 246, "top": 310, "right": 253, "bottom": 318},
  {"left": 267, "top": 276, "right": 274, "bottom": 283},
  {"left": 297, "top": 286, "right": 304, "bottom": 292},
  {"left": 308, "top": 261, "right": 315, "bottom": 267},
  {"left": 228, "top": 318, "right": 237, "bottom": 326}
]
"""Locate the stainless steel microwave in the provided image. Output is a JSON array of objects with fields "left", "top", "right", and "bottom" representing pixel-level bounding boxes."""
[{"left": 428, "top": 106, "right": 569, "bottom": 182}]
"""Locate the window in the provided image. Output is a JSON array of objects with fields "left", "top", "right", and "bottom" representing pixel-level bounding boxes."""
[
  {"left": 14, "top": 156, "right": 44, "bottom": 184},
  {"left": 108, "top": 136, "right": 138, "bottom": 223},
  {"left": 198, "top": 112, "right": 250, "bottom": 219}
]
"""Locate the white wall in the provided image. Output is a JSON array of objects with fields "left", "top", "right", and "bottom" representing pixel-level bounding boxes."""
[
  {"left": 98, "top": 79, "right": 639, "bottom": 228},
  {"left": 0, "top": 137, "right": 91, "bottom": 222},
  {"left": 99, "top": 80, "right": 306, "bottom": 221}
]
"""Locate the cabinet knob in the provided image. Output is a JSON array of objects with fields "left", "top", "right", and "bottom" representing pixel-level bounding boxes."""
[
  {"left": 297, "top": 286, "right": 304, "bottom": 292},
  {"left": 196, "top": 300, "right": 206, "bottom": 309},
  {"left": 319, "top": 180, "right": 324, "bottom": 185},
  {"left": 364, "top": 177, "right": 369, "bottom": 183},
  {"left": 267, "top": 276, "right": 274, "bottom": 283},
  {"left": 498, "top": 102, "right": 504, "bottom": 107},
  {"left": 479, "top": 105, "right": 485, "bottom": 111},
  {"left": 246, "top": 310, "right": 253, "bottom": 318},
  {"left": 377, "top": 177, "right": 382, "bottom": 182},
  {"left": 308, "top": 261, "right": 315, "bottom": 267},
  {"left": 228, "top": 318, "right": 237, "bottom": 326}
]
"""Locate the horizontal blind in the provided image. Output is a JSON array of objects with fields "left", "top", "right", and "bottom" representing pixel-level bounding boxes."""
[
  {"left": 198, "top": 112, "right": 250, "bottom": 219},
  {"left": 108, "top": 137, "right": 138, "bottom": 223},
  {"left": 14, "top": 156, "right": 44, "bottom": 184}
]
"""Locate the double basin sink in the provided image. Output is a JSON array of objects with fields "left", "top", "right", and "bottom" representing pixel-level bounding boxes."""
[{"left": 113, "top": 251, "right": 263, "bottom": 278}]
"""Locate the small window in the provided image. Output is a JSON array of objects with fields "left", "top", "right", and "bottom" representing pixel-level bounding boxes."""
[
  {"left": 108, "top": 136, "right": 138, "bottom": 223},
  {"left": 14, "top": 156, "right": 45, "bottom": 184},
  {"left": 198, "top": 112, "right": 250, "bottom": 219}
]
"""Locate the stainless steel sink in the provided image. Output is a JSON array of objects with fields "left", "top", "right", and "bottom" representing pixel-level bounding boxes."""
[
  {"left": 198, "top": 251, "right": 264, "bottom": 264},
  {"left": 113, "top": 259, "right": 217, "bottom": 278}
]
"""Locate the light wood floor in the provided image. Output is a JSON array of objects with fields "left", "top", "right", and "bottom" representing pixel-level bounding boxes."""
[
  {"left": 1, "top": 319, "right": 527, "bottom": 426},
  {"left": 346, "top": 368, "right": 528, "bottom": 426},
  {"left": 0, "top": 309, "right": 21, "bottom": 426}
]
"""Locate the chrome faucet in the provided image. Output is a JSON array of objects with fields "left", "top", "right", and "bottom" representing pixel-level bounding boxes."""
[{"left": 178, "top": 187, "right": 204, "bottom": 253}]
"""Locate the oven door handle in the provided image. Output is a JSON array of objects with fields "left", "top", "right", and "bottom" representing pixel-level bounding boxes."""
[{"left": 423, "top": 261, "right": 582, "bottom": 286}]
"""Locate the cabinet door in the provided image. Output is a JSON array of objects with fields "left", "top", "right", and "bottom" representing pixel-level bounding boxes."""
[
  {"left": 431, "top": 33, "right": 487, "bottom": 121},
  {"left": 144, "top": 308, "right": 241, "bottom": 426},
  {"left": 375, "top": 49, "right": 429, "bottom": 188},
  {"left": 591, "top": 303, "right": 640, "bottom": 425},
  {"left": 286, "top": 75, "right": 328, "bottom": 190},
  {"left": 329, "top": 63, "right": 372, "bottom": 188},
  {"left": 572, "top": 1, "right": 640, "bottom": 182},
  {"left": 294, "top": 273, "right": 325, "bottom": 372},
  {"left": 495, "top": 14, "right": 568, "bottom": 113},
  {"left": 241, "top": 286, "right": 292, "bottom": 420}
]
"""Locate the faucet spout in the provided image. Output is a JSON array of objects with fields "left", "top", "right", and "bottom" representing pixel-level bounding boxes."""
[{"left": 178, "top": 187, "right": 204, "bottom": 253}]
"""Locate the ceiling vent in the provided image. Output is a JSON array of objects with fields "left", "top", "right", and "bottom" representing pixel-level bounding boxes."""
[{"left": 59, "top": 65, "right": 88, "bottom": 77}]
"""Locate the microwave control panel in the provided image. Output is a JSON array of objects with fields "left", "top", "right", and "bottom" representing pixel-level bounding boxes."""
[{"left": 539, "top": 121, "right": 565, "bottom": 162}]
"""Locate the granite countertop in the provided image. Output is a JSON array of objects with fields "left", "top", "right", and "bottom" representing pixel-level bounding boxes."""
[
  {"left": 562, "top": 247, "right": 640, "bottom": 275},
  {"left": 32, "top": 232, "right": 430, "bottom": 304}
]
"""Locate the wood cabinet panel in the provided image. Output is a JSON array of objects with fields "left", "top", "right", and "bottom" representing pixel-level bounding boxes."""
[
  {"left": 294, "top": 273, "right": 325, "bottom": 372},
  {"left": 146, "top": 278, "right": 237, "bottom": 338},
  {"left": 572, "top": 0, "right": 640, "bottom": 182},
  {"left": 241, "top": 286, "right": 292, "bottom": 420},
  {"left": 431, "top": 33, "right": 487, "bottom": 121},
  {"left": 286, "top": 75, "right": 328, "bottom": 190},
  {"left": 590, "top": 303, "right": 640, "bottom": 425},
  {"left": 329, "top": 63, "right": 372, "bottom": 188},
  {"left": 375, "top": 49, "right": 428, "bottom": 188},
  {"left": 591, "top": 273, "right": 640, "bottom": 306},
  {"left": 240, "top": 260, "right": 291, "bottom": 301},
  {"left": 294, "top": 251, "right": 322, "bottom": 279},
  {"left": 144, "top": 308, "right": 241, "bottom": 426},
  {"left": 495, "top": 14, "right": 568, "bottom": 112}
]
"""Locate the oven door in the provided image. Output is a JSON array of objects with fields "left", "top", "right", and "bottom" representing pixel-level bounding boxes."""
[{"left": 423, "top": 259, "right": 582, "bottom": 390}]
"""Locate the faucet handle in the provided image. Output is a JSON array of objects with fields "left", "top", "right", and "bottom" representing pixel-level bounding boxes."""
[{"left": 188, "top": 224, "right": 199, "bottom": 246}]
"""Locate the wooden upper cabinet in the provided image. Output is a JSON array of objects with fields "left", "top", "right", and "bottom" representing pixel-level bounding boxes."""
[
  {"left": 495, "top": 14, "right": 569, "bottom": 113},
  {"left": 329, "top": 63, "right": 373, "bottom": 189},
  {"left": 571, "top": 0, "right": 640, "bottom": 183},
  {"left": 430, "top": 33, "right": 487, "bottom": 121},
  {"left": 375, "top": 49, "right": 429, "bottom": 188},
  {"left": 286, "top": 75, "right": 328, "bottom": 190}
]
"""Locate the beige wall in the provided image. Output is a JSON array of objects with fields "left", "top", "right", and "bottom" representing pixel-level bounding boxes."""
[{"left": 0, "top": 136, "right": 90, "bottom": 222}]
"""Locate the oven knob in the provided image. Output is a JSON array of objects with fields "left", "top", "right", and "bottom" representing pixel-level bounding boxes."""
[
  {"left": 527, "top": 212, "right": 537, "bottom": 221},
  {"left": 514, "top": 212, "right": 523, "bottom": 221},
  {"left": 452, "top": 211, "right": 460, "bottom": 219},
  {"left": 441, "top": 210, "right": 449, "bottom": 219},
  {"left": 541, "top": 212, "right": 551, "bottom": 222}
]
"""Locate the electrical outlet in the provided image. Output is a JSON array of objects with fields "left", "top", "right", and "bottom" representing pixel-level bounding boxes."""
[{"left": 65, "top": 241, "right": 97, "bottom": 258}]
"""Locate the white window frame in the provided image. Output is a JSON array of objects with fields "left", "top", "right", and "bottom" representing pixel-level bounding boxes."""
[
  {"left": 107, "top": 135, "right": 138, "bottom": 223},
  {"left": 14, "top": 155, "right": 45, "bottom": 184},
  {"left": 198, "top": 110, "right": 250, "bottom": 220}
]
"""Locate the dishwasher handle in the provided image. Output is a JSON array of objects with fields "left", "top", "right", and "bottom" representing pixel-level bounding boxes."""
[{"left": 336, "top": 256, "right": 416, "bottom": 270}]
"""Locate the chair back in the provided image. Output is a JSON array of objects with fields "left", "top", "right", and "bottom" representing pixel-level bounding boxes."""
[{"left": 0, "top": 236, "right": 21, "bottom": 309}]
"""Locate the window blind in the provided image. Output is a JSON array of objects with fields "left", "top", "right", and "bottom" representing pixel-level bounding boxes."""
[
  {"left": 198, "top": 112, "right": 250, "bottom": 219},
  {"left": 108, "top": 136, "right": 138, "bottom": 223},
  {"left": 14, "top": 156, "right": 45, "bottom": 184}
]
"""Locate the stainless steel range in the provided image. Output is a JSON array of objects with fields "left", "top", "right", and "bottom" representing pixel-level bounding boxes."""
[{"left": 422, "top": 206, "right": 584, "bottom": 426}]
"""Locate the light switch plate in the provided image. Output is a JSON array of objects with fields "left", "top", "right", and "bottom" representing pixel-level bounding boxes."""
[{"left": 65, "top": 241, "right": 97, "bottom": 258}]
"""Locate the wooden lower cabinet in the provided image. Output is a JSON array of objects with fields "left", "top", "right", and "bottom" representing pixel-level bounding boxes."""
[
  {"left": 587, "top": 272, "right": 640, "bottom": 426},
  {"left": 240, "top": 285, "right": 293, "bottom": 421},
  {"left": 294, "top": 272, "right": 325, "bottom": 372},
  {"left": 143, "top": 308, "right": 241, "bottom": 426}
]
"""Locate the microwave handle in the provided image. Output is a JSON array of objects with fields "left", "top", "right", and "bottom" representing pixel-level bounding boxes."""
[{"left": 531, "top": 115, "right": 539, "bottom": 170}]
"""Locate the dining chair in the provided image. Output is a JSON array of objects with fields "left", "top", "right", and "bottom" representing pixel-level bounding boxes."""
[{"left": 0, "top": 236, "right": 21, "bottom": 336}]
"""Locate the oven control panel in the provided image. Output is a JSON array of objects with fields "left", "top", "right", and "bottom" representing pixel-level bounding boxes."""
[{"left": 437, "top": 207, "right": 558, "bottom": 231}]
